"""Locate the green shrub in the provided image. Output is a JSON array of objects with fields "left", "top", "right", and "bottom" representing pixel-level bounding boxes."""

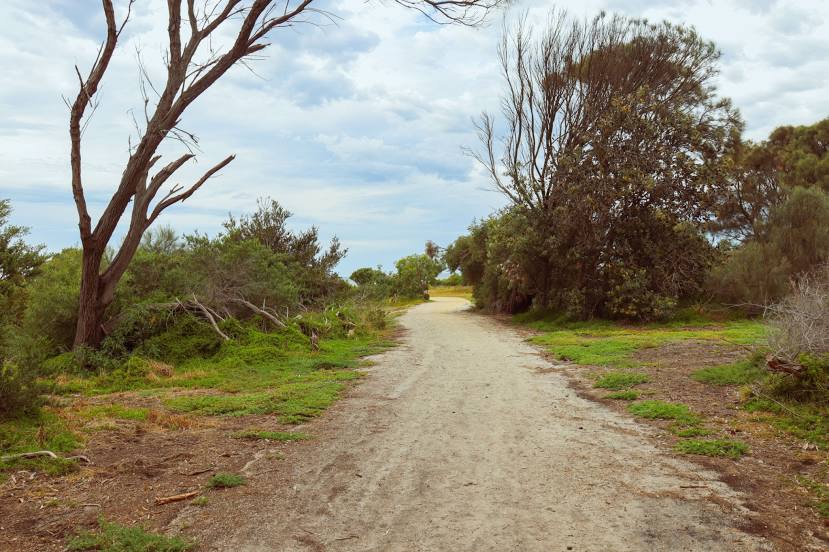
[
  {"left": 0, "top": 363, "right": 41, "bottom": 417},
  {"left": 20, "top": 248, "right": 82, "bottom": 353},
  {"left": 207, "top": 472, "right": 246, "bottom": 488},
  {"left": 628, "top": 400, "right": 699, "bottom": 424}
]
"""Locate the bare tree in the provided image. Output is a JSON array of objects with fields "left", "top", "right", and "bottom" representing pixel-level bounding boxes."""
[{"left": 69, "top": 0, "right": 500, "bottom": 348}]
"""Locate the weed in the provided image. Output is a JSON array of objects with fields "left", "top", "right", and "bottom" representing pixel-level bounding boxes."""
[
  {"left": 208, "top": 472, "right": 246, "bottom": 488},
  {"left": 675, "top": 439, "right": 749, "bottom": 458},
  {"left": 231, "top": 430, "right": 309, "bottom": 441},
  {"left": 594, "top": 372, "right": 649, "bottom": 390},
  {"left": 628, "top": 400, "right": 699, "bottom": 424},
  {"left": 671, "top": 426, "right": 713, "bottom": 437},
  {"left": 67, "top": 518, "right": 191, "bottom": 551},
  {"left": 692, "top": 356, "right": 766, "bottom": 386},
  {"left": 190, "top": 496, "right": 209, "bottom": 507},
  {"left": 606, "top": 390, "right": 639, "bottom": 400}
]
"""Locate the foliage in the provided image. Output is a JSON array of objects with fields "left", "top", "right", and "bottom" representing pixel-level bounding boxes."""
[
  {"left": 393, "top": 254, "right": 443, "bottom": 297},
  {"left": 17, "top": 248, "right": 84, "bottom": 355},
  {"left": 67, "top": 518, "right": 192, "bottom": 552},
  {"left": 207, "top": 472, "right": 246, "bottom": 488},
  {"left": 675, "top": 439, "right": 748, "bottom": 459},
  {"left": 0, "top": 199, "right": 44, "bottom": 329},
  {"left": 0, "top": 362, "right": 42, "bottom": 417},
  {"left": 461, "top": 14, "right": 737, "bottom": 320}
]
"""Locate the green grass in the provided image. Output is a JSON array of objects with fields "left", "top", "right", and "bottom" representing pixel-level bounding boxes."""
[
  {"left": 672, "top": 426, "right": 713, "bottom": 437},
  {"left": 67, "top": 518, "right": 192, "bottom": 551},
  {"left": 606, "top": 390, "right": 640, "bottom": 400},
  {"left": 594, "top": 372, "right": 649, "bottom": 390},
  {"left": 190, "top": 496, "right": 209, "bottom": 507},
  {"left": 692, "top": 357, "right": 766, "bottom": 386},
  {"left": 231, "top": 430, "right": 309, "bottom": 441},
  {"left": 208, "top": 472, "right": 246, "bottom": 488},
  {"left": 628, "top": 400, "right": 700, "bottom": 424},
  {"left": 743, "top": 398, "right": 829, "bottom": 448},
  {"left": 675, "top": 439, "right": 749, "bottom": 459},
  {"left": 517, "top": 313, "right": 766, "bottom": 368},
  {"left": 0, "top": 410, "right": 82, "bottom": 483}
]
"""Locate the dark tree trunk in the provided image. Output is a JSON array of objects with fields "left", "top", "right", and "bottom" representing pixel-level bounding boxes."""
[{"left": 74, "top": 246, "right": 108, "bottom": 348}]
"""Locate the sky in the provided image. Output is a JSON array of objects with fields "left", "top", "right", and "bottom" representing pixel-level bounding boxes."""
[{"left": 1, "top": 0, "right": 828, "bottom": 276}]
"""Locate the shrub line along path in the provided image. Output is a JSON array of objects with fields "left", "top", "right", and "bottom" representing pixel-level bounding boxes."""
[{"left": 200, "top": 297, "right": 771, "bottom": 551}]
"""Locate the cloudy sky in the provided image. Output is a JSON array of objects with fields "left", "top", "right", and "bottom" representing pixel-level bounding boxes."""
[{"left": 1, "top": 0, "right": 827, "bottom": 275}]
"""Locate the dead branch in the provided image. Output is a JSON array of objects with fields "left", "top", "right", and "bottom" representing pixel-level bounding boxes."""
[
  {"left": 1, "top": 451, "right": 58, "bottom": 461},
  {"left": 154, "top": 490, "right": 200, "bottom": 505},
  {"left": 232, "top": 297, "right": 286, "bottom": 328},
  {"left": 188, "top": 294, "right": 230, "bottom": 341}
]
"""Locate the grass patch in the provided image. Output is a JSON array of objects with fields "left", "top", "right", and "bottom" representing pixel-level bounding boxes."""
[
  {"left": 743, "top": 398, "right": 829, "bottom": 448},
  {"left": 797, "top": 475, "right": 829, "bottom": 517},
  {"left": 628, "top": 400, "right": 699, "bottom": 424},
  {"left": 671, "top": 425, "right": 713, "bottom": 437},
  {"left": 190, "top": 496, "right": 209, "bottom": 507},
  {"left": 606, "top": 390, "right": 640, "bottom": 400},
  {"left": 0, "top": 410, "right": 82, "bottom": 483},
  {"left": 231, "top": 430, "right": 309, "bottom": 441},
  {"left": 67, "top": 518, "right": 191, "bottom": 551},
  {"left": 208, "top": 472, "right": 246, "bottom": 489},
  {"left": 517, "top": 313, "right": 766, "bottom": 367},
  {"left": 594, "top": 372, "right": 649, "bottom": 390},
  {"left": 675, "top": 439, "right": 749, "bottom": 458},
  {"left": 692, "top": 357, "right": 766, "bottom": 386}
]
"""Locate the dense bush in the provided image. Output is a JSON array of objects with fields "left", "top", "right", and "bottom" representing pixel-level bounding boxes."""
[
  {"left": 710, "top": 186, "right": 829, "bottom": 306},
  {"left": 393, "top": 254, "right": 443, "bottom": 297},
  {"left": 0, "top": 360, "right": 42, "bottom": 417}
]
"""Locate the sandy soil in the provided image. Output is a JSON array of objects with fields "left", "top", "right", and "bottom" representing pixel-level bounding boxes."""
[{"left": 199, "top": 297, "right": 773, "bottom": 552}]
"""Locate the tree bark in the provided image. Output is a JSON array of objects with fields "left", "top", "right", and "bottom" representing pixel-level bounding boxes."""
[{"left": 74, "top": 244, "right": 108, "bottom": 348}]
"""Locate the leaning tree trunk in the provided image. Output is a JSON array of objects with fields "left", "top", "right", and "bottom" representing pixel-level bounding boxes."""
[{"left": 67, "top": 0, "right": 498, "bottom": 349}]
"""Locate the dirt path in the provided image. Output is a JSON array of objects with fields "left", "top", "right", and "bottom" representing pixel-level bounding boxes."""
[{"left": 208, "top": 297, "right": 772, "bottom": 551}]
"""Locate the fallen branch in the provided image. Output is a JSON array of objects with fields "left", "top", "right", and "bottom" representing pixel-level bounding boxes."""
[
  {"left": 766, "top": 354, "right": 805, "bottom": 376},
  {"left": 154, "top": 491, "right": 199, "bottom": 505},
  {"left": 188, "top": 294, "right": 229, "bottom": 341},
  {"left": 233, "top": 297, "right": 286, "bottom": 328},
  {"left": 1, "top": 450, "right": 58, "bottom": 461}
]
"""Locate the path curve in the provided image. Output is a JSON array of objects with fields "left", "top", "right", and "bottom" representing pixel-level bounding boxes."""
[{"left": 213, "top": 297, "right": 771, "bottom": 552}]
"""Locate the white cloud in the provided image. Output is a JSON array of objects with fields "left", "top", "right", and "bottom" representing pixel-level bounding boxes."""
[{"left": 1, "top": 0, "right": 827, "bottom": 275}]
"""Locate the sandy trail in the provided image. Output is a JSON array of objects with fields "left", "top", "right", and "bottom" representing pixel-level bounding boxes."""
[{"left": 213, "top": 297, "right": 771, "bottom": 551}]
